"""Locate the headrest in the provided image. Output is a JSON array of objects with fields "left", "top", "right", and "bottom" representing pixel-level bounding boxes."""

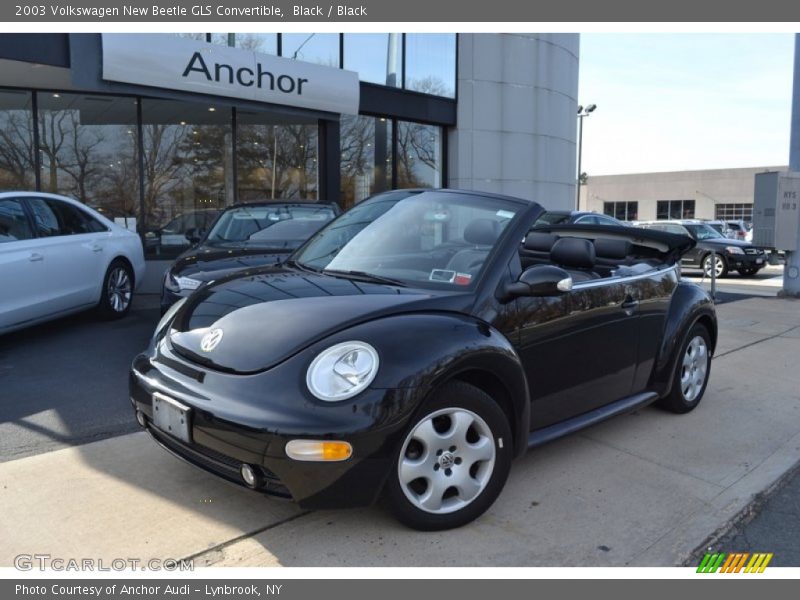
[
  {"left": 524, "top": 232, "right": 559, "bottom": 252},
  {"left": 594, "top": 238, "right": 631, "bottom": 259},
  {"left": 551, "top": 237, "right": 596, "bottom": 270},
  {"left": 464, "top": 219, "right": 500, "bottom": 246}
]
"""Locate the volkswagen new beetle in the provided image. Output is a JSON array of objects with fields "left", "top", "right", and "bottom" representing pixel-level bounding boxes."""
[{"left": 130, "top": 189, "right": 717, "bottom": 530}]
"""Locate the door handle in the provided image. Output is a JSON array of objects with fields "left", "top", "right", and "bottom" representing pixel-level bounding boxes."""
[
  {"left": 29, "top": 252, "right": 44, "bottom": 262},
  {"left": 621, "top": 296, "right": 639, "bottom": 313},
  {"left": 90, "top": 244, "right": 103, "bottom": 253}
]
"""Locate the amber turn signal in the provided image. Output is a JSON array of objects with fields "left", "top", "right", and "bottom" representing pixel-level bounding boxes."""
[{"left": 285, "top": 440, "right": 353, "bottom": 462}]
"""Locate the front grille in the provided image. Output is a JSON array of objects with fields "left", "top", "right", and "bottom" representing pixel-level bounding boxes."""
[
  {"left": 149, "top": 427, "right": 291, "bottom": 498},
  {"left": 743, "top": 248, "right": 762, "bottom": 255}
]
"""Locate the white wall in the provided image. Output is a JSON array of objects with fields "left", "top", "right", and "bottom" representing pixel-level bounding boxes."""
[{"left": 448, "top": 34, "right": 579, "bottom": 210}]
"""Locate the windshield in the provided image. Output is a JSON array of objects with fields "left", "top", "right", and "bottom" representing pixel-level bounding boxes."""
[
  {"left": 206, "top": 204, "right": 336, "bottom": 247},
  {"left": 534, "top": 212, "right": 571, "bottom": 226},
  {"left": 683, "top": 223, "right": 725, "bottom": 240},
  {"left": 292, "top": 191, "right": 522, "bottom": 289}
]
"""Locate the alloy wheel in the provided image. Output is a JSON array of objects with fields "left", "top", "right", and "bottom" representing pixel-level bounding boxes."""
[
  {"left": 398, "top": 408, "right": 496, "bottom": 514},
  {"left": 703, "top": 255, "right": 724, "bottom": 278},
  {"left": 107, "top": 267, "right": 132, "bottom": 313},
  {"left": 680, "top": 335, "right": 708, "bottom": 402}
]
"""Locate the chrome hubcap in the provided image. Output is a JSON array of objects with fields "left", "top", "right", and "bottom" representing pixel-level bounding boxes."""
[
  {"left": 704, "top": 255, "right": 724, "bottom": 277},
  {"left": 680, "top": 335, "right": 709, "bottom": 402},
  {"left": 107, "top": 267, "right": 132, "bottom": 312},
  {"left": 398, "top": 408, "right": 496, "bottom": 514}
]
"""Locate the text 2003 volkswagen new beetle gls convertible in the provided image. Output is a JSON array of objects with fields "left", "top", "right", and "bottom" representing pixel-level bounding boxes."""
[{"left": 130, "top": 189, "right": 716, "bottom": 530}]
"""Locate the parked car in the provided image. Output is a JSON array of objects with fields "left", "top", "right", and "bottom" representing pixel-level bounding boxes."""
[
  {"left": 533, "top": 210, "right": 626, "bottom": 227},
  {"left": 635, "top": 220, "right": 766, "bottom": 277},
  {"left": 703, "top": 220, "right": 733, "bottom": 237},
  {"left": 161, "top": 201, "right": 340, "bottom": 313},
  {"left": 131, "top": 189, "right": 716, "bottom": 530},
  {"left": 144, "top": 209, "right": 222, "bottom": 256},
  {"left": 0, "top": 192, "right": 145, "bottom": 334},
  {"left": 724, "top": 219, "right": 753, "bottom": 243}
]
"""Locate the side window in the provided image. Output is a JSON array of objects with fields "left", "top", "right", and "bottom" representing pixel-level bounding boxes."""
[
  {"left": 81, "top": 212, "right": 108, "bottom": 233},
  {"left": 27, "top": 198, "right": 62, "bottom": 237},
  {"left": 597, "top": 216, "right": 619, "bottom": 226},
  {"left": 0, "top": 198, "right": 34, "bottom": 243},
  {"left": 574, "top": 215, "right": 595, "bottom": 225}
]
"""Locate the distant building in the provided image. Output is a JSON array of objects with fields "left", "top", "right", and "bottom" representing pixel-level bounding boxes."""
[{"left": 580, "top": 166, "right": 788, "bottom": 224}]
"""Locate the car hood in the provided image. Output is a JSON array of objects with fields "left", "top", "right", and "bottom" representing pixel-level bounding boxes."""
[
  {"left": 171, "top": 242, "right": 293, "bottom": 282},
  {"left": 168, "top": 265, "right": 471, "bottom": 373}
]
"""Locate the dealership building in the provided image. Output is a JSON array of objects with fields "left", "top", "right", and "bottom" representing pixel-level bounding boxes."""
[
  {"left": 0, "top": 32, "right": 579, "bottom": 258},
  {"left": 580, "top": 166, "right": 788, "bottom": 224}
]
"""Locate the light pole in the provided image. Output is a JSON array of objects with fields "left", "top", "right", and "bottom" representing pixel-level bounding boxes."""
[{"left": 576, "top": 104, "right": 596, "bottom": 209}]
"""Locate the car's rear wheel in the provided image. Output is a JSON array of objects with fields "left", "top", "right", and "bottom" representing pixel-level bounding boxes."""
[
  {"left": 702, "top": 253, "right": 728, "bottom": 278},
  {"left": 385, "top": 381, "right": 512, "bottom": 530},
  {"left": 97, "top": 259, "right": 133, "bottom": 320},
  {"left": 657, "top": 323, "right": 712, "bottom": 414}
]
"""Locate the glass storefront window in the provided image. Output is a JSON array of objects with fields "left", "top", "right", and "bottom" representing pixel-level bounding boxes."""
[
  {"left": 237, "top": 111, "right": 318, "bottom": 202},
  {"left": 340, "top": 115, "right": 392, "bottom": 209},
  {"left": 171, "top": 33, "right": 208, "bottom": 42},
  {"left": 343, "top": 34, "right": 402, "bottom": 87},
  {"left": 0, "top": 90, "right": 35, "bottom": 190},
  {"left": 36, "top": 92, "right": 138, "bottom": 221},
  {"left": 404, "top": 34, "right": 457, "bottom": 98},
  {"left": 397, "top": 121, "right": 442, "bottom": 189},
  {"left": 140, "top": 99, "right": 233, "bottom": 258},
  {"left": 281, "top": 33, "right": 340, "bottom": 67},
  {"left": 233, "top": 33, "right": 278, "bottom": 54}
]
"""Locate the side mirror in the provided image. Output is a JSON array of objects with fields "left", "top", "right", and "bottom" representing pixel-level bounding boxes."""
[{"left": 504, "top": 265, "right": 573, "bottom": 299}]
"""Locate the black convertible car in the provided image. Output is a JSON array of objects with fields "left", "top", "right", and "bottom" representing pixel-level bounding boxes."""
[
  {"left": 161, "top": 201, "right": 339, "bottom": 313},
  {"left": 131, "top": 189, "right": 716, "bottom": 530}
]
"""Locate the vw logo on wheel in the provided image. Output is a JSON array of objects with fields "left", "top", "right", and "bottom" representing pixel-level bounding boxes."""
[{"left": 200, "top": 328, "right": 224, "bottom": 352}]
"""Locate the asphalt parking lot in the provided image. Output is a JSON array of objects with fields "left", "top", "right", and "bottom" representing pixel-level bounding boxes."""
[{"left": 1, "top": 266, "right": 799, "bottom": 567}]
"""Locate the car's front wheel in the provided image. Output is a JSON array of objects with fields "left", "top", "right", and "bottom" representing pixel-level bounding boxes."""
[
  {"left": 97, "top": 259, "right": 134, "bottom": 320},
  {"left": 657, "top": 323, "right": 712, "bottom": 414},
  {"left": 703, "top": 253, "right": 728, "bottom": 278},
  {"left": 385, "top": 381, "right": 512, "bottom": 531}
]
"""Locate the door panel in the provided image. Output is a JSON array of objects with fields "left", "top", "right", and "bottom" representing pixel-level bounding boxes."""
[
  {"left": 0, "top": 198, "right": 47, "bottom": 329},
  {"left": 518, "top": 279, "right": 640, "bottom": 430}
]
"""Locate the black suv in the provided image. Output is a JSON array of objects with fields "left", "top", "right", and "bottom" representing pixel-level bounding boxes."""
[{"left": 636, "top": 220, "right": 766, "bottom": 278}]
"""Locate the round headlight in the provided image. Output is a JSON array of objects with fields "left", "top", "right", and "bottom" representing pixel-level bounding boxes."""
[{"left": 306, "top": 341, "right": 379, "bottom": 402}]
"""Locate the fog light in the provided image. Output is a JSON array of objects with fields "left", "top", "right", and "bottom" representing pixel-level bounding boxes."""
[
  {"left": 135, "top": 410, "right": 146, "bottom": 428},
  {"left": 285, "top": 440, "right": 353, "bottom": 462},
  {"left": 240, "top": 464, "right": 259, "bottom": 488}
]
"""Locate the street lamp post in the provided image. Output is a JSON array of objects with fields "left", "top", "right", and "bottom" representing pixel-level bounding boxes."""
[{"left": 576, "top": 104, "right": 597, "bottom": 209}]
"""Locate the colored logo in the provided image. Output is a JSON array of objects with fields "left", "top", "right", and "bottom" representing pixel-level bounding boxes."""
[{"left": 697, "top": 552, "right": 773, "bottom": 573}]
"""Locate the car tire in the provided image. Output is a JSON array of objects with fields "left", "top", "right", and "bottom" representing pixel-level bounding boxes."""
[
  {"left": 97, "top": 259, "right": 134, "bottom": 320},
  {"left": 738, "top": 267, "right": 759, "bottom": 277},
  {"left": 384, "top": 380, "right": 513, "bottom": 531},
  {"left": 656, "top": 323, "right": 712, "bottom": 414},
  {"left": 702, "top": 253, "right": 728, "bottom": 278}
]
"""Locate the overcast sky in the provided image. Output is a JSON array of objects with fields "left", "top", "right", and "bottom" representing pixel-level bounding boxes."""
[{"left": 578, "top": 33, "right": 795, "bottom": 176}]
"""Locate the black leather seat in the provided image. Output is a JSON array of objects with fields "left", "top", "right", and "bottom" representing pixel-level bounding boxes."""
[
  {"left": 593, "top": 238, "right": 632, "bottom": 276},
  {"left": 446, "top": 219, "right": 501, "bottom": 273},
  {"left": 520, "top": 232, "right": 559, "bottom": 268},
  {"left": 550, "top": 237, "right": 600, "bottom": 282}
]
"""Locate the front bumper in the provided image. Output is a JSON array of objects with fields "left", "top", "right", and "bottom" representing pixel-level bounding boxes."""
[
  {"left": 129, "top": 339, "right": 421, "bottom": 509},
  {"left": 725, "top": 252, "right": 766, "bottom": 270}
]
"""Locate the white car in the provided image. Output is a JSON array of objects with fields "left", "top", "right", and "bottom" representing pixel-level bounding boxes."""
[{"left": 0, "top": 192, "right": 146, "bottom": 334}]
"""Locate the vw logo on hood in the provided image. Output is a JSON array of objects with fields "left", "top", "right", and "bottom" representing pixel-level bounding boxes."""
[{"left": 200, "top": 328, "right": 224, "bottom": 352}]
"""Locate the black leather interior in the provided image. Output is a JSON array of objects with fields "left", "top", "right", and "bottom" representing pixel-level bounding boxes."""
[
  {"left": 524, "top": 232, "right": 559, "bottom": 252},
  {"left": 463, "top": 219, "right": 500, "bottom": 246},
  {"left": 549, "top": 237, "right": 600, "bottom": 281},
  {"left": 594, "top": 238, "right": 631, "bottom": 259}
]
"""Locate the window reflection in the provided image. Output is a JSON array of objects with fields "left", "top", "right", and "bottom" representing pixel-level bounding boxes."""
[
  {"left": 236, "top": 110, "right": 319, "bottom": 202},
  {"left": 281, "top": 33, "right": 340, "bottom": 67},
  {"left": 232, "top": 33, "right": 277, "bottom": 54},
  {"left": 340, "top": 115, "right": 392, "bottom": 209},
  {"left": 343, "top": 33, "right": 401, "bottom": 87},
  {"left": 405, "top": 34, "right": 457, "bottom": 98},
  {"left": 37, "top": 93, "right": 138, "bottom": 221},
  {"left": 140, "top": 99, "right": 232, "bottom": 257},
  {"left": 397, "top": 121, "right": 442, "bottom": 189},
  {"left": 0, "top": 90, "right": 35, "bottom": 190}
]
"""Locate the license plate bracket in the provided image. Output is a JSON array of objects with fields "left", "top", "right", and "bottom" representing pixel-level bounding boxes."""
[{"left": 152, "top": 392, "right": 192, "bottom": 443}]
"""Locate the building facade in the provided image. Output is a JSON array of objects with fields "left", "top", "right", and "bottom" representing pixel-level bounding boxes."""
[
  {"left": 0, "top": 32, "right": 578, "bottom": 259},
  {"left": 581, "top": 166, "right": 788, "bottom": 224}
]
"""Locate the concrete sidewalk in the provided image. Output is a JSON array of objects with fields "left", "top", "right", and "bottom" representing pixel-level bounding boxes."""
[{"left": 1, "top": 296, "right": 799, "bottom": 567}]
